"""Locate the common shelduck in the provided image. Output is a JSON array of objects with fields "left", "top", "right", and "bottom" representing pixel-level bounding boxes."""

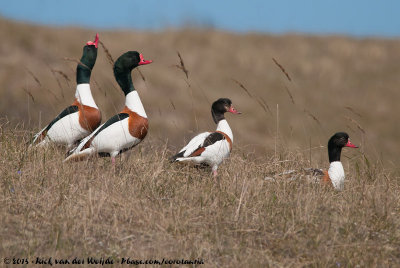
[
  {"left": 315, "top": 132, "right": 358, "bottom": 190},
  {"left": 31, "top": 34, "right": 101, "bottom": 149},
  {"left": 64, "top": 51, "right": 152, "bottom": 163},
  {"left": 171, "top": 98, "right": 241, "bottom": 177},
  {"left": 266, "top": 132, "right": 358, "bottom": 190}
]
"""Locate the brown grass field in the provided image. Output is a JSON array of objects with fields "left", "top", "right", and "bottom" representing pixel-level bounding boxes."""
[{"left": 1, "top": 18, "right": 400, "bottom": 266}]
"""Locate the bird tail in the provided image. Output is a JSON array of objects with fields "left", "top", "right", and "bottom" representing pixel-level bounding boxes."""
[
  {"left": 64, "top": 148, "right": 94, "bottom": 162},
  {"left": 30, "top": 127, "right": 47, "bottom": 147},
  {"left": 170, "top": 151, "right": 185, "bottom": 163},
  {"left": 66, "top": 145, "right": 78, "bottom": 157}
]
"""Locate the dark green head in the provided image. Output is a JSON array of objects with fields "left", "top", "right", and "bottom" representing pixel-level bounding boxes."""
[
  {"left": 328, "top": 132, "right": 358, "bottom": 162},
  {"left": 211, "top": 98, "right": 241, "bottom": 124},
  {"left": 76, "top": 33, "right": 99, "bottom": 84},
  {"left": 113, "top": 51, "right": 152, "bottom": 95}
]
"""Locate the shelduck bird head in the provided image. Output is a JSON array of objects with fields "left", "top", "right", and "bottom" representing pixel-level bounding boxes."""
[
  {"left": 77, "top": 33, "right": 99, "bottom": 84},
  {"left": 211, "top": 98, "right": 241, "bottom": 124},
  {"left": 113, "top": 51, "right": 153, "bottom": 95},
  {"left": 328, "top": 132, "right": 358, "bottom": 162}
]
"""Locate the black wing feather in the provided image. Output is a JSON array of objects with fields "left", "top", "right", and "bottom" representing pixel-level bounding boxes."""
[
  {"left": 170, "top": 151, "right": 185, "bottom": 162},
  {"left": 45, "top": 105, "right": 79, "bottom": 131},
  {"left": 202, "top": 132, "right": 225, "bottom": 147},
  {"left": 90, "top": 113, "right": 129, "bottom": 139},
  {"left": 171, "top": 132, "right": 225, "bottom": 162},
  {"left": 76, "top": 113, "right": 130, "bottom": 152}
]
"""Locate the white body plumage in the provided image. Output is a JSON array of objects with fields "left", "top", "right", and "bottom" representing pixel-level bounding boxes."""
[
  {"left": 75, "top": 83, "right": 98, "bottom": 108},
  {"left": 32, "top": 84, "right": 97, "bottom": 148},
  {"left": 328, "top": 161, "right": 345, "bottom": 191},
  {"left": 175, "top": 119, "right": 233, "bottom": 172},
  {"left": 65, "top": 90, "right": 147, "bottom": 160}
]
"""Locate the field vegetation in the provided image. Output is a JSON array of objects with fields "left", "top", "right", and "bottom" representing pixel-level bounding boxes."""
[{"left": 1, "top": 18, "right": 400, "bottom": 266}]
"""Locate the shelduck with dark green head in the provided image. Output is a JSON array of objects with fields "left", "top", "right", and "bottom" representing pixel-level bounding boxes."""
[
  {"left": 264, "top": 132, "right": 358, "bottom": 191},
  {"left": 171, "top": 98, "right": 241, "bottom": 177},
  {"left": 32, "top": 33, "right": 102, "bottom": 148},
  {"left": 64, "top": 51, "right": 152, "bottom": 163},
  {"left": 303, "top": 132, "right": 358, "bottom": 190}
]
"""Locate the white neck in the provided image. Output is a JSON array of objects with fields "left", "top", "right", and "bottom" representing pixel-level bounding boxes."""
[
  {"left": 216, "top": 119, "right": 233, "bottom": 141},
  {"left": 125, "top": 91, "right": 147, "bottom": 118},
  {"left": 75, "top": 84, "right": 98, "bottom": 108},
  {"left": 328, "top": 161, "right": 345, "bottom": 191}
]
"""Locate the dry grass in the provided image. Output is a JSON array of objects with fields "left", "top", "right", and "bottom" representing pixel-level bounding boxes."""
[
  {"left": 1, "top": 125, "right": 399, "bottom": 267},
  {"left": 1, "top": 17, "right": 400, "bottom": 266},
  {"left": 1, "top": 18, "right": 400, "bottom": 170}
]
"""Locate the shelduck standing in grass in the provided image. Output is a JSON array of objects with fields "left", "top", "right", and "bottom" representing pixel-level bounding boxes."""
[
  {"left": 317, "top": 132, "right": 358, "bottom": 190},
  {"left": 171, "top": 98, "right": 241, "bottom": 177},
  {"left": 64, "top": 51, "right": 152, "bottom": 163},
  {"left": 31, "top": 34, "right": 101, "bottom": 149},
  {"left": 266, "top": 132, "right": 358, "bottom": 191}
]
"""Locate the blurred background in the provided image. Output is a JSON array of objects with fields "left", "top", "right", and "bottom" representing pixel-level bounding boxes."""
[{"left": 0, "top": 1, "right": 399, "bottom": 171}]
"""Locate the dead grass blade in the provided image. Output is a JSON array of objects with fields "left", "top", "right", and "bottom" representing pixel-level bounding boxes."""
[
  {"left": 136, "top": 69, "right": 146, "bottom": 82},
  {"left": 344, "top": 116, "right": 365, "bottom": 134},
  {"left": 345, "top": 106, "right": 362, "bottom": 118},
  {"left": 272, "top": 57, "right": 292, "bottom": 81},
  {"left": 232, "top": 79, "right": 253, "bottom": 98},
  {"left": 256, "top": 97, "right": 272, "bottom": 116},
  {"left": 93, "top": 79, "right": 107, "bottom": 97},
  {"left": 22, "top": 87, "right": 35, "bottom": 103},
  {"left": 234, "top": 179, "right": 248, "bottom": 221},
  {"left": 345, "top": 124, "right": 356, "bottom": 133},
  {"left": 231, "top": 78, "right": 271, "bottom": 115},
  {"left": 259, "top": 97, "right": 273, "bottom": 116},
  {"left": 169, "top": 98, "right": 176, "bottom": 110},
  {"left": 50, "top": 69, "right": 71, "bottom": 82},
  {"left": 184, "top": 79, "right": 191, "bottom": 88},
  {"left": 284, "top": 86, "right": 295, "bottom": 104},
  {"left": 99, "top": 40, "right": 114, "bottom": 66},
  {"left": 304, "top": 109, "right": 322, "bottom": 127},
  {"left": 175, "top": 51, "right": 189, "bottom": 79},
  {"left": 44, "top": 86, "right": 60, "bottom": 102},
  {"left": 63, "top": 57, "right": 90, "bottom": 70},
  {"left": 49, "top": 68, "right": 67, "bottom": 99},
  {"left": 25, "top": 68, "right": 42, "bottom": 87}
]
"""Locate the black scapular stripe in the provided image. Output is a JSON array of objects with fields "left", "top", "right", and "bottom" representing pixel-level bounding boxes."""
[
  {"left": 45, "top": 105, "right": 79, "bottom": 131},
  {"left": 202, "top": 132, "right": 225, "bottom": 147},
  {"left": 170, "top": 132, "right": 225, "bottom": 162},
  {"left": 80, "top": 113, "right": 129, "bottom": 151},
  {"left": 90, "top": 113, "right": 129, "bottom": 139}
]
